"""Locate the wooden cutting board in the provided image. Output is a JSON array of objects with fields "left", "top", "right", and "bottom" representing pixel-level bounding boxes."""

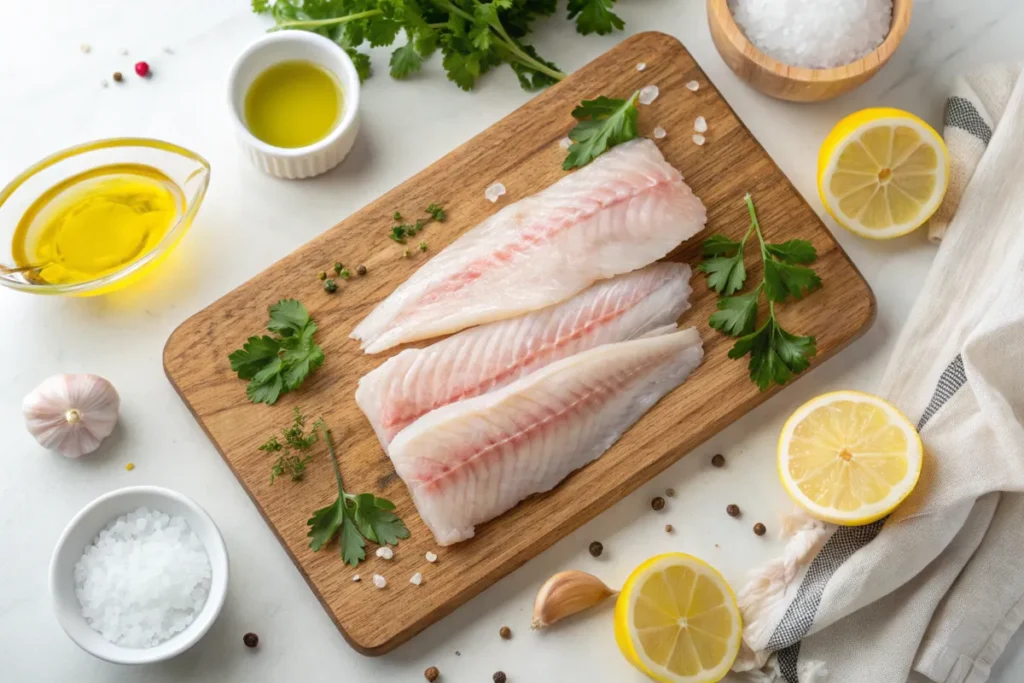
[{"left": 164, "top": 32, "right": 874, "bottom": 655}]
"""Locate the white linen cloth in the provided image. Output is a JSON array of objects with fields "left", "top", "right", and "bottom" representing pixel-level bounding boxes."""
[{"left": 734, "top": 64, "right": 1024, "bottom": 683}]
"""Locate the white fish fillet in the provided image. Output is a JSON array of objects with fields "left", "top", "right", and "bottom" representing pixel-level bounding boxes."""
[
  {"left": 388, "top": 327, "right": 704, "bottom": 546},
  {"left": 352, "top": 139, "right": 706, "bottom": 353},
  {"left": 356, "top": 262, "right": 694, "bottom": 449}
]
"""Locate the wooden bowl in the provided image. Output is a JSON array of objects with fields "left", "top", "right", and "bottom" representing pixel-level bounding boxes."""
[{"left": 707, "top": 0, "right": 912, "bottom": 102}]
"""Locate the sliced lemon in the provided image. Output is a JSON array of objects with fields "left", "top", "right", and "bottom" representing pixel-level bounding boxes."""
[
  {"left": 818, "top": 108, "right": 949, "bottom": 240},
  {"left": 614, "top": 553, "right": 741, "bottom": 683},
  {"left": 778, "top": 390, "right": 923, "bottom": 525}
]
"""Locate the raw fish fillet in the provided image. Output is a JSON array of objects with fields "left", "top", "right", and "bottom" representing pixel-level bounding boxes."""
[
  {"left": 356, "top": 262, "right": 694, "bottom": 448},
  {"left": 388, "top": 327, "right": 704, "bottom": 545},
  {"left": 352, "top": 139, "right": 706, "bottom": 353}
]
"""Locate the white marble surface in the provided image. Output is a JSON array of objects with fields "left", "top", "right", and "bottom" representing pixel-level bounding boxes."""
[{"left": 0, "top": 1, "right": 1021, "bottom": 681}]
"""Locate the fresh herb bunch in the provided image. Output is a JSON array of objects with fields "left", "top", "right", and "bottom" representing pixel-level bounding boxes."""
[
  {"left": 251, "top": 0, "right": 624, "bottom": 92},
  {"left": 307, "top": 423, "right": 410, "bottom": 566},
  {"left": 260, "top": 408, "right": 325, "bottom": 483},
  {"left": 699, "top": 194, "right": 821, "bottom": 391},
  {"left": 563, "top": 91, "right": 639, "bottom": 169},
  {"left": 228, "top": 299, "right": 325, "bottom": 405}
]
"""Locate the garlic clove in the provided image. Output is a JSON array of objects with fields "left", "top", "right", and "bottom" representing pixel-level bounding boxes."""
[
  {"left": 23, "top": 374, "right": 120, "bottom": 458},
  {"left": 531, "top": 570, "right": 616, "bottom": 630}
]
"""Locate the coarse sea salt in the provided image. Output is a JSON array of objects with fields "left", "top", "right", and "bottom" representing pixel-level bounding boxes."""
[
  {"left": 653, "top": 126, "right": 667, "bottom": 139},
  {"left": 558, "top": 136, "right": 572, "bottom": 150},
  {"left": 638, "top": 85, "right": 659, "bottom": 105},
  {"left": 425, "top": 551, "right": 438, "bottom": 563},
  {"left": 729, "top": 0, "right": 892, "bottom": 69},
  {"left": 685, "top": 80, "right": 699, "bottom": 92},
  {"left": 485, "top": 182, "right": 506, "bottom": 203},
  {"left": 410, "top": 572, "right": 423, "bottom": 586},
  {"left": 73, "top": 507, "right": 211, "bottom": 649},
  {"left": 694, "top": 116, "right": 708, "bottom": 133},
  {"left": 636, "top": 62, "right": 646, "bottom": 71},
  {"left": 376, "top": 546, "right": 394, "bottom": 560},
  {"left": 692, "top": 134, "right": 706, "bottom": 146},
  {"left": 373, "top": 574, "right": 387, "bottom": 589}
]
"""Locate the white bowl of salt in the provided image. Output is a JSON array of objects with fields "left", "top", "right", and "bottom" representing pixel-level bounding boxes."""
[{"left": 49, "top": 486, "right": 229, "bottom": 664}]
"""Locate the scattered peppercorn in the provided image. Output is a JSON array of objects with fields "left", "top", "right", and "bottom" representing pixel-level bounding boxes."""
[
  {"left": 318, "top": 271, "right": 327, "bottom": 280},
  {"left": 493, "top": 673, "right": 507, "bottom": 683},
  {"left": 711, "top": 454, "right": 726, "bottom": 467},
  {"left": 499, "top": 625, "right": 512, "bottom": 640},
  {"left": 455, "top": 651, "right": 461, "bottom": 656},
  {"left": 243, "top": 632, "right": 259, "bottom": 648},
  {"left": 588, "top": 541, "right": 603, "bottom": 557},
  {"left": 651, "top": 496, "right": 665, "bottom": 511},
  {"left": 113, "top": 71, "right": 123, "bottom": 82},
  {"left": 134, "top": 61, "right": 150, "bottom": 77},
  {"left": 323, "top": 278, "right": 338, "bottom": 293},
  {"left": 726, "top": 504, "right": 740, "bottom": 517},
  {"left": 665, "top": 488, "right": 675, "bottom": 498},
  {"left": 754, "top": 523, "right": 767, "bottom": 536},
  {"left": 339, "top": 267, "right": 351, "bottom": 280},
  {"left": 424, "top": 666, "right": 439, "bottom": 681},
  {"left": 664, "top": 524, "right": 673, "bottom": 533},
  {"left": 356, "top": 264, "right": 367, "bottom": 276},
  {"left": 125, "top": 462, "right": 135, "bottom": 471},
  {"left": 333, "top": 262, "right": 343, "bottom": 275}
]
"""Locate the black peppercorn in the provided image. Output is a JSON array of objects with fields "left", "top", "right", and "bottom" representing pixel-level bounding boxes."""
[
  {"left": 243, "top": 632, "right": 259, "bottom": 648},
  {"left": 651, "top": 496, "right": 665, "bottom": 511},
  {"left": 424, "top": 666, "right": 439, "bottom": 681},
  {"left": 493, "top": 672, "right": 507, "bottom": 683},
  {"left": 726, "top": 504, "right": 740, "bottom": 517},
  {"left": 711, "top": 454, "right": 726, "bottom": 467},
  {"left": 588, "top": 541, "right": 603, "bottom": 557},
  {"left": 356, "top": 264, "right": 367, "bottom": 276},
  {"left": 754, "top": 522, "right": 767, "bottom": 536}
]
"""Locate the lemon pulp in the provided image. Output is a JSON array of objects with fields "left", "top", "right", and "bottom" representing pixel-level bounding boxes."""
[
  {"left": 11, "top": 163, "right": 184, "bottom": 286},
  {"left": 244, "top": 60, "right": 342, "bottom": 149}
]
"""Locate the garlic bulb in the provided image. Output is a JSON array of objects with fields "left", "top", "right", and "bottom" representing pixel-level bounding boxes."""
[
  {"left": 23, "top": 374, "right": 120, "bottom": 458},
  {"left": 532, "top": 570, "right": 616, "bottom": 629}
]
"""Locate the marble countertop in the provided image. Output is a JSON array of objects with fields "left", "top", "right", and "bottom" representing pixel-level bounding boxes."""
[{"left": 1, "top": 1, "right": 1021, "bottom": 681}]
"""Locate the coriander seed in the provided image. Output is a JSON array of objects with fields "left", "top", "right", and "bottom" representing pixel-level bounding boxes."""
[
  {"left": 499, "top": 625, "right": 512, "bottom": 640},
  {"left": 651, "top": 496, "right": 665, "bottom": 511},
  {"left": 493, "top": 672, "right": 507, "bottom": 683},
  {"left": 711, "top": 454, "right": 726, "bottom": 467},
  {"left": 323, "top": 278, "right": 338, "bottom": 293},
  {"left": 588, "top": 541, "right": 603, "bottom": 557},
  {"left": 754, "top": 522, "right": 767, "bottom": 536},
  {"left": 726, "top": 504, "right": 740, "bottom": 517},
  {"left": 356, "top": 264, "right": 367, "bottom": 276},
  {"left": 424, "top": 666, "right": 439, "bottom": 681},
  {"left": 243, "top": 632, "right": 259, "bottom": 648}
]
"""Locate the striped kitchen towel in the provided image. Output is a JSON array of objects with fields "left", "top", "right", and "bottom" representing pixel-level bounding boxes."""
[
  {"left": 927, "top": 64, "right": 1022, "bottom": 243},
  {"left": 734, "top": 63, "right": 1024, "bottom": 683}
]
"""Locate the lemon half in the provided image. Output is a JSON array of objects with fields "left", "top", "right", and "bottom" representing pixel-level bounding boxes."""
[
  {"left": 778, "top": 390, "right": 923, "bottom": 525},
  {"left": 818, "top": 108, "right": 949, "bottom": 240},
  {"left": 614, "top": 553, "right": 742, "bottom": 683}
]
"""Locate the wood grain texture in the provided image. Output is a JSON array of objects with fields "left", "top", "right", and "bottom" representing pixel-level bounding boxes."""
[
  {"left": 164, "top": 33, "right": 875, "bottom": 655},
  {"left": 707, "top": 0, "right": 912, "bottom": 102}
]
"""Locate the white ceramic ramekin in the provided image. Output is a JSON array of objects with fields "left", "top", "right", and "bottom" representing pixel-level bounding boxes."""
[
  {"left": 227, "top": 31, "right": 361, "bottom": 179},
  {"left": 49, "top": 486, "right": 229, "bottom": 664}
]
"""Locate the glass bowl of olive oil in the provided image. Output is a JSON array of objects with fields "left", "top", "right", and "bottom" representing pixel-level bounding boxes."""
[{"left": 0, "top": 138, "right": 210, "bottom": 296}]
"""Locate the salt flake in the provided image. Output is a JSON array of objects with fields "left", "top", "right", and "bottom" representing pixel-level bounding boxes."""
[
  {"left": 425, "top": 551, "right": 438, "bottom": 563},
  {"left": 372, "top": 574, "right": 387, "bottom": 589},
  {"left": 100, "top": 79, "right": 109, "bottom": 88},
  {"left": 635, "top": 62, "right": 646, "bottom": 71},
  {"left": 376, "top": 546, "right": 394, "bottom": 560},
  {"left": 485, "top": 182, "right": 506, "bottom": 203},
  {"left": 638, "top": 85, "right": 660, "bottom": 106},
  {"left": 410, "top": 572, "right": 423, "bottom": 586},
  {"left": 694, "top": 116, "right": 707, "bottom": 133},
  {"left": 352, "top": 574, "right": 361, "bottom": 582},
  {"left": 558, "top": 137, "right": 572, "bottom": 150},
  {"left": 692, "top": 134, "right": 706, "bottom": 146},
  {"left": 686, "top": 80, "right": 699, "bottom": 92},
  {"left": 653, "top": 126, "right": 667, "bottom": 139},
  {"left": 80, "top": 43, "right": 92, "bottom": 54}
]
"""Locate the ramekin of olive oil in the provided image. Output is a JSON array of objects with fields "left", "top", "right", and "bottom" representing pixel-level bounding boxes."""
[
  {"left": 11, "top": 164, "right": 184, "bottom": 286},
  {"left": 244, "top": 60, "right": 343, "bottom": 149}
]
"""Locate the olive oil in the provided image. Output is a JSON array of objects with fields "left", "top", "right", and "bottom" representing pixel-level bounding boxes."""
[
  {"left": 244, "top": 60, "right": 343, "bottom": 149},
  {"left": 11, "top": 164, "right": 184, "bottom": 286}
]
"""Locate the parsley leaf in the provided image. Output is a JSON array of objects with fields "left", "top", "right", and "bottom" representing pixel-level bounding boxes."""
[
  {"left": 443, "top": 50, "right": 483, "bottom": 91},
  {"left": 567, "top": 0, "right": 625, "bottom": 35},
  {"left": 699, "top": 194, "right": 821, "bottom": 390},
  {"left": 306, "top": 424, "right": 409, "bottom": 566},
  {"left": 228, "top": 300, "right": 324, "bottom": 405},
  {"left": 390, "top": 42, "right": 423, "bottom": 79},
  {"left": 563, "top": 92, "right": 640, "bottom": 170},
  {"left": 252, "top": 0, "right": 270, "bottom": 13},
  {"left": 260, "top": 409, "right": 323, "bottom": 484},
  {"left": 346, "top": 48, "right": 372, "bottom": 82}
]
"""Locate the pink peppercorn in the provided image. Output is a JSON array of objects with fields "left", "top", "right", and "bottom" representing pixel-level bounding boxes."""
[{"left": 134, "top": 61, "right": 150, "bottom": 77}]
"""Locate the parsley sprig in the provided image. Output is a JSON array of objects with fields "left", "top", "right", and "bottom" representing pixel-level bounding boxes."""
[
  {"left": 228, "top": 299, "right": 325, "bottom": 405},
  {"left": 260, "top": 408, "right": 325, "bottom": 483},
  {"left": 563, "top": 92, "right": 640, "bottom": 170},
  {"left": 699, "top": 194, "right": 821, "bottom": 391},
  {"left": 307, "top": 423, "right": 410, "bottom": 566},
  {"left": 252, "top": 0, "right": 624, "bottom": 92}
]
